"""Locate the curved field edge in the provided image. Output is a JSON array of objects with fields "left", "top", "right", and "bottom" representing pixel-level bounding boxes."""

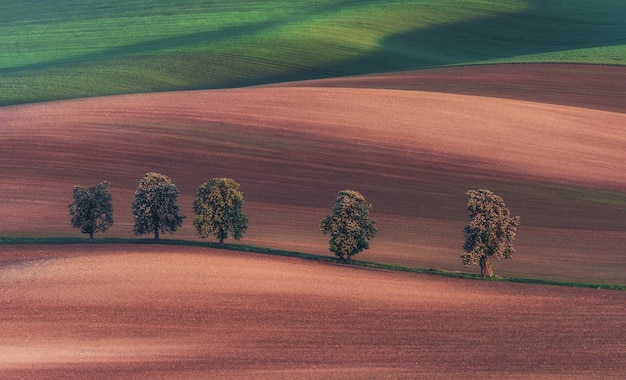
[
  {"left": 2, "top": 0, "right": 626, "bottom": 105},
  {"left": 1, "top": 237, "right": 623, "bottom": 290},
  {"left": 283, "top": 64, "right": 626, "bottom": 114}
]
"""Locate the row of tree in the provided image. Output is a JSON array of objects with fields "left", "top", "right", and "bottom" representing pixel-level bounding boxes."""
[
  {"left": 70, "top": 173, "right": 247, "bottom": 246},
  {"left": 69, "top": 172, "right": 520, "bottom": 277}
]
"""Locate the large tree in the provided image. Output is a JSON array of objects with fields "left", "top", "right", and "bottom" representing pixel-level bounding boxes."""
[
  {"left": 132, "top": 172, "right": 185, "bottom": 240},
  {"left": 320, "top": 190, "right": 377, "bottom": 263},
  {"left": 193, "top": 178, "right": 248, "bottom": 246},
  {"left": 463, "top": 189, "right": 521, "bottom": 278},
  {"left": 69, "top": 181, "right": 113, "bottom": 240}
]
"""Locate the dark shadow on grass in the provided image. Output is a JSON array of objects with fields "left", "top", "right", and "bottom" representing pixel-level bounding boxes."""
[
  {"left": 222, "top": 1, "right": 626, "bottom": 86},
  {"left": 318, "top": 1, "right": 626, "bottom": 78}
]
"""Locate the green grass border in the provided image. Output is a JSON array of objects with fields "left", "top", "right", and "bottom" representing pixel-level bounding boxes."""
[{"left": 1, "top": 237, "right": 623, "bottom": 291}]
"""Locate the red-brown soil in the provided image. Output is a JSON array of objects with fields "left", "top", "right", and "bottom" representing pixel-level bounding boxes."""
[
  {"left": 1, "top": 63, "right": 626, "bottom": 378},
  {"left": 290, "top": 64, "right": 626, "bottom": 113},
  {"left": 2, "top": 66, "right": 626, "bottom": 283},
  {"left": 1, "top": 245, "right": 624, "bottom": 378}
]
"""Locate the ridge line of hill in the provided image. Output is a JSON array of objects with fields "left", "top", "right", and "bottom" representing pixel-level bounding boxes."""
[
  {"left": 278, "top": 63, "right": 626, "bottom": 114},
  {"left": 1, "top": 237, "right": 623, "bottom": 290}
]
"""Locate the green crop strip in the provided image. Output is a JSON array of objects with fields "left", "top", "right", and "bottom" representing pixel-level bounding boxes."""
[
  {"left": 2, "top": 0, "right": 626, "bottom": 105},
  {"left": 1, "top": 237, "right": 623, "bottom": 290}
]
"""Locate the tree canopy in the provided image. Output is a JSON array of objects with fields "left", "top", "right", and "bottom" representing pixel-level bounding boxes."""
[
  {"left": 462, "top": 189, "right": 520, "bottom": 278},
  {"left": 193, "top": 178, "right": 248, "bottom": 246},
  {"left": 69, "top": 181, "right": 113, "bottom": 240},
  {"left": 132, "top": 172, "right": 185, "bottom": 240},
  {"left": 320, "top": 190, "right": 377, "bottom": 263}
]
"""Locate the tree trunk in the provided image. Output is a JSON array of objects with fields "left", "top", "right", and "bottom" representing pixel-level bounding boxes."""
[
  {"left": 154, "top": 228, "right": 160, "bottom": 241},
  {"left": 219, "top": 238, "right": 224, "bottom": 247},
  {"left": 89, "top": 231, "right": 94, "bottom": 240},
  {"left": 480, "top": 258, "right": 488, "bottom": 278},
  {"left": 480, "top": 258, "right": 493, "bottom": 278}
]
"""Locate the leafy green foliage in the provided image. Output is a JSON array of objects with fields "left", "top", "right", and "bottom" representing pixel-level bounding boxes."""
[
  {"left": 2, "top": 0, "right": 626, "bottom": 105},
  {"left": 193, "top": 178, "right": 248, "bottom": 246},
  {"left": 463, "top": 189, "right": 520, "bottom": 278},
  {"left": 320, "top": 190, "right": 377, "bottom": 262},
  {"left": 68, "top": 181, "right": 113, "bottom": 240},
  {"left": 132, "top": 172, "right": 185, "bottom": 240}
]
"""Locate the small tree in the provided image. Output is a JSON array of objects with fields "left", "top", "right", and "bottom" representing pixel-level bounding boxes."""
[
  {"left": 69, "top": 181, "right": 113, "bottom": 240},
  {"left": 193, "top": 178, "right": 248, "bottom": 246},
  {"left": 132, "top": 172, "right": 185, "bottom": 240},
  {"left": 320, "top": 190, "right": 377, "bottom": 263},
  {"left": 463, "top": 189, "right": 520, "bottom": 278}
]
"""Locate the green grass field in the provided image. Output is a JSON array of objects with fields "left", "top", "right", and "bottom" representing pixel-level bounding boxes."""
[{"left": 2, "top": 0, "right": 626, "bottom": 105}]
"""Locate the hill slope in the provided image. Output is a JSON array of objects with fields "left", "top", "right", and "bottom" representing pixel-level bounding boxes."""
[
  {"left": 290, "top": 64, "right": 626, "bottom": 113},
  {"left": 1, "top": 245, "right": 624, "bottom": 378},
  {"left": 1, "top": 83, "right": 625, "bottom": 284},
  {"left": 2, "top": 0, "right": 626, "bottom": 105}
]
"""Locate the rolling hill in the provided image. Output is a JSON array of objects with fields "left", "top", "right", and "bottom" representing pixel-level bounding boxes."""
[
  {"left": 2, "top": 0, "right": 626, "bottom": 105},
  {"left": 2, "top": 1, "right": 626, "bottom": 377},
  {"left": 2, "top": 76, "right": 625, "bottom": 284},
  {"left": 1, "top": 245, "right": 624, "bottom": 378},
  {"left": 2, "top": 0, "right": 626, "bottom": 282}
]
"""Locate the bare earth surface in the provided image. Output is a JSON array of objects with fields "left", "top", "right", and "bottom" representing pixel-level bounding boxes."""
[
  {"left": 1, "top": 64, "right": 626, "bottom": 377},
  {"left": 1, "top": 64, "right": 626, "bottom": 283},
  {"left": 0, "top": 245, "right": 624, "bottom": 379},
  {"left": 291, "top": 64, "right": 626, "bottom": 113}
]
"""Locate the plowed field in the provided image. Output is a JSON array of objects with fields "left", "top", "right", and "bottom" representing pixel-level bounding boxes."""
[
  {"left": 2, "top": 64, "right": 626, "bottom": 283},
  {"left": 1, "top": 245, "right": 624, "bottom": 378},
  {"left": 1, "top": 64, "right": 626, "bottom": 377}
]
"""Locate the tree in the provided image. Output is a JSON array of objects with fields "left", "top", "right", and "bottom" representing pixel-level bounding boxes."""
[
  {"left": 462, "top": 189, "right": 520, "bottom": 278},
  {"left": 132, "top": 172, "right": 185, "bottom": 240},
  {"left": 69, "top": 181, "right": 113, "bottom": 240},
  {"left": 320, "top": 190, "right": 377, "bottom": 263},
  {"left": 193, "top": 178, "right": 248, "bottom": 246}
]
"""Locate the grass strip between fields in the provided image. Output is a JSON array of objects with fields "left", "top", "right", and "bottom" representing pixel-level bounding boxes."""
[{"left": 1, "top": 237, "right": 623, "bottom": 291}]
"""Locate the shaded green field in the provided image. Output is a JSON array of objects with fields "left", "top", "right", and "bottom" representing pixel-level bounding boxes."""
[{"left": 2, "top": 0, "right": 626, "bottom": 105}]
